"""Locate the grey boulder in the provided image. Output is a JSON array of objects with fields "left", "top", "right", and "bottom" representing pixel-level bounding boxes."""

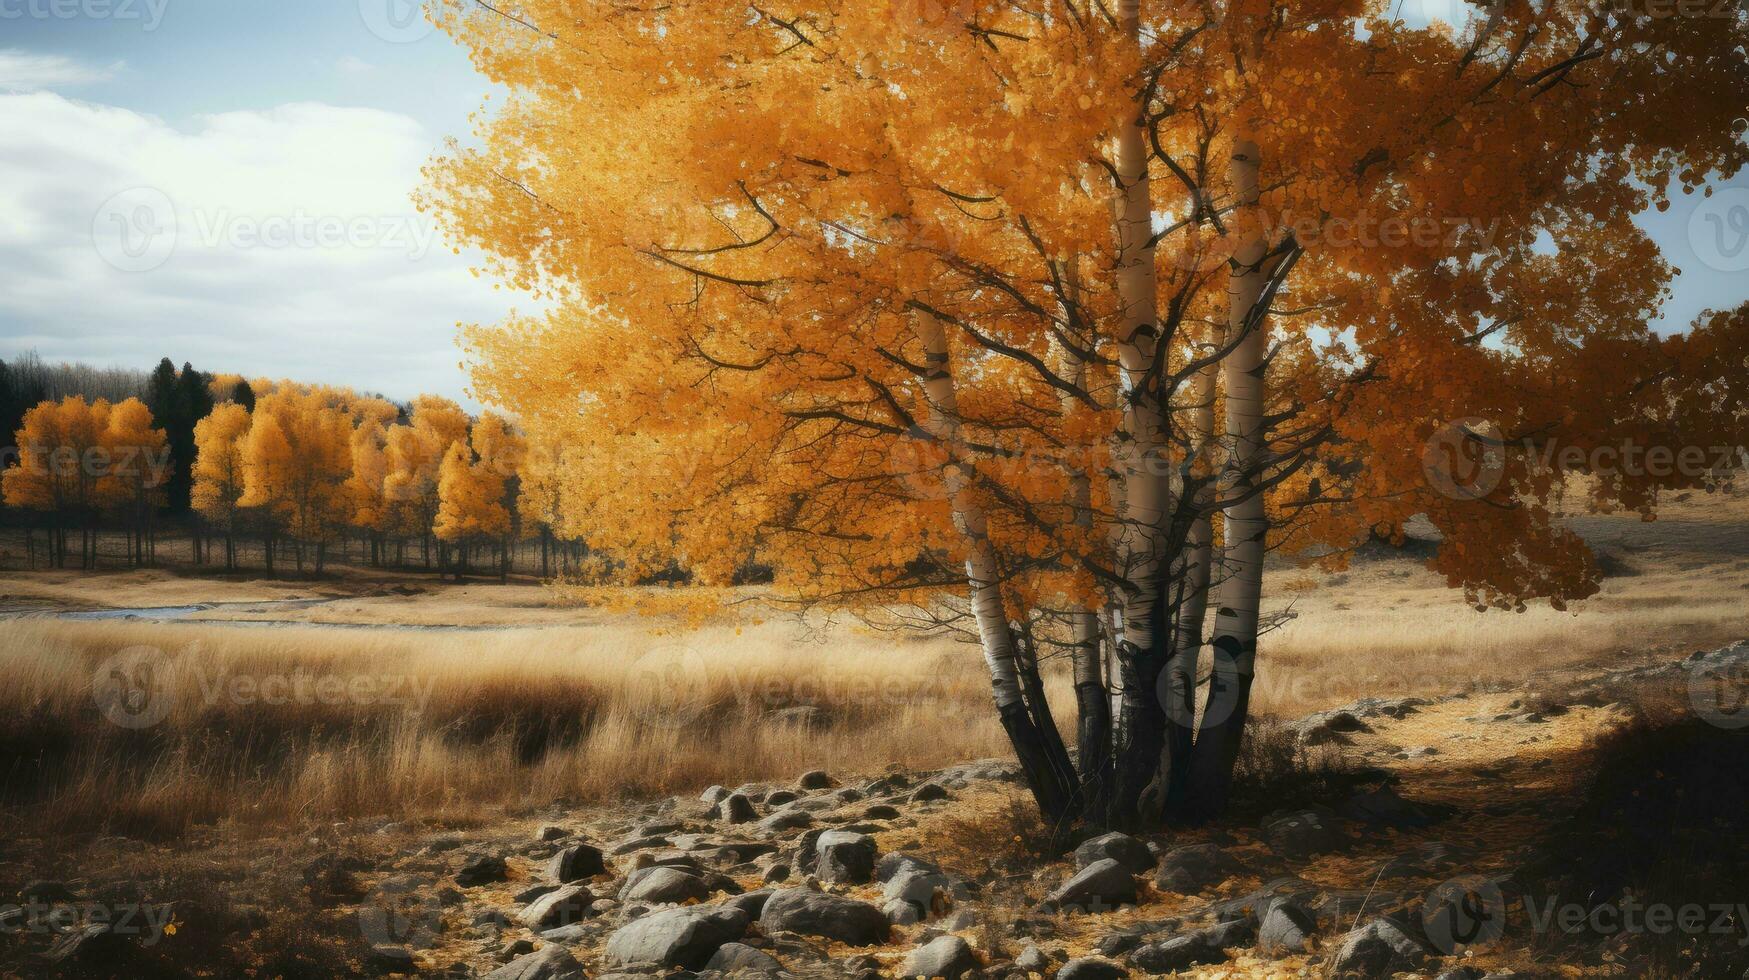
[
  {"left": 548, "top": 843, "right": 606, "bottom": 882},
  {"left": 1329, "top": 918, "right": 1431, "bottom": 978},
  {"left": 1073, "top": 832, "right": 1155, "bottom": 874},
  {"left": 1056, "top": 957, "right": 1127, "bottom": 979},
  {"left": 1044, "top": 858, "right": 1136, "bottom": 913},
  {"left": 483, "top": 944, "right": 587, "bottom": 980},
  {"left": 900, "top": 935, "right": 979, "bottom": 980},
  {"left": 759, "top": 888, "right": 889, "bottom": 945},
  {"left": 518, "top": 884, "right": 592, "bottom": 930},
  {"left": 602, "top": 904, "right": 751, "bottom": 970},
  {"left": 814, "top": 830, "right": 877, "bottom": 884},
  {"left": 619, "top": 866, "right": 712, "bottom": 905},
  {"left": 705, "top": 941, "right": 786, "bottom": 973}
]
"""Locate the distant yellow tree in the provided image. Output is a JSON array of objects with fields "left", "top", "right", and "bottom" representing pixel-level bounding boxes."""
[
  {"left": 434, "top": 434, "right": 510, "bottom": 580},
  {"left": 515, "top": 427, "right": 567, "bottom": 577},
  {"left": 2, "top": 396, "right": 109, "bottom": 568},
  {"left": 101, "top": 397, "right": 169, "bottom": 566},
  {"left": 192, "top": 402, "right": 252, "bottom": 570},
  {"left": 346, "top": 416, "right": 394, "bottom": 566},
  {"left": 383, "top": 395, "right": 470, "bottom": 567},
  {"left": 238, "top": 386, "right": 354, "bottom": 574}
]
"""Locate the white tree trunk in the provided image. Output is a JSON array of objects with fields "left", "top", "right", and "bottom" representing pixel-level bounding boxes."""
[
  {"left": 1190, "top": 136, "right": 1271, "bottom": 809},
  {"left": 911, "top": 309, "right": 1027, "bottom": 712}
]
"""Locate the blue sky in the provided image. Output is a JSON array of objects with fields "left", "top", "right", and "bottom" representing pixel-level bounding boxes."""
[{"left": 0, "top": 2, "right": 1744, "bottom": 408}]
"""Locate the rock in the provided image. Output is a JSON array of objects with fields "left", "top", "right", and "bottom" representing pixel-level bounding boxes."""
[
  {"left": 514, "top": 884, "right": 558, "bottom": 904},
  {"left": 1329, "top": 918, "right": 1429, "bottom": 978},
  {"left": 1056, "top": 957, "right": 1127, "bottom": 980},
  {"left": 701, "top": 785, "right": 731, "bottom": 804},
  {"left": 706, "top": 941, "right": 786, "bottom": 973},
  {"left": 483, "top": 944, "right": 588, "bottom": 980},
  {"left": 765, "top": 790, "right": 801, "bottom": 807},
  {"left": 1015, "top": 945, "right": 1050, "bottom": 972},
  {"left": 1074, "top": 832, "right": 1155, "bottom": 874},
  {"left": 1130, "top": 932, "right": 1226, "bottom": 973},
  {"left": 763, "top": 863, "right": 791, "bottom": 885},
  {"left": 457, "top": 853, "right": 509, "bottom": 887},
  {"left": 910, "top": 782, "right": 951, "bottom": 803},
  {"left": 620, "top": 866, "right": 712, "bottom": 904},
  {"left": 883, "top": 860, "right": 953, "bottom": 919},
  {"left": 1258, "top": 901, "right": 1316, "bottom": 955},
  {"left": 1094, "top": 933, "right": 1142, "bottom": 957},
  {"left": 720, "top": 888, "right": 774, "bottom": 919},
  {"left": 884, "top": 898, "right": 923, "bottom": 925},
  {"left": 833, "top": 787, "right": 864, "bottom": 803},
  {"left": 537, "top": 825, "right": 570, "bottom": 842},
  {"left": 901, "top": 935, "right": 980, "bottom": 980},
  {"left": 611, "top": 835, "right": 673, "bottom": 854},
  {"left": 602, "top": 904, "right": 751, "bottom": 970},
  {"left": 815, "top": 830, "right": 877, "bottom": 884},
  {"left": 1291, "top": 708, "right": 1374, "bottom": 745},
  {"left": 758, "top": 809, "right": 814, "bottom": 833},
  {"left": 1154, "top": 843, "right": 1249, "bottom": 894},
  {"left": 714, "top": 793, "right": 759, "bottom": 824},
  {"left": 759, "top": 888, "right": 890, "bottom": 945},
  {"left": 1044, "top": 858, "right": 1137, "bottom": 913},
  {"left": 1338, "top": 785, "right": 1450, "bottom": 828},
  {"left": 518, "top": 884, "right": 593, "bottom": 930},
  {"left": 499, "top": 938, "right": 536, "bottom": 960},
  {"left": 548, "top": 842, "right": 607, "bottom": 882},
  {"left": 1262, "top": 808, "right": 1347, "bottom": 859}
]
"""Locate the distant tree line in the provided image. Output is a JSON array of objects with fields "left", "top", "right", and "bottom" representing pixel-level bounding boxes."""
[{"left": 0, "top": 354, "right": 587, "bottom": 579}]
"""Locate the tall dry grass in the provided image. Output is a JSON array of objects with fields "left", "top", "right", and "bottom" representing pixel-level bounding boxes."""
[{"left": 0, "top": 618, "right": 1052, "bottom": 838}]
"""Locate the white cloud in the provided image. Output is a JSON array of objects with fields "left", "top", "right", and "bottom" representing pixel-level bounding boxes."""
[
  {"left": 0, "top": 50, "right": 122, "bottom": 92},
  {"left": 336, "top": 55, "right": 379, "bottom": 77},
  {"left": 0, "top": 91, "right": 519, "bottom": 407}
]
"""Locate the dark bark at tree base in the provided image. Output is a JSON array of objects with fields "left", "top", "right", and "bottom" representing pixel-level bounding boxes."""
[{"left": 997, "top": 701, "right": 1080, "bottom": 838}]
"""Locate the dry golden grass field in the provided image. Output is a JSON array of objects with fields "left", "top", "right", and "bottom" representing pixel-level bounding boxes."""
[{"left": 1, "top": 489, "right": 1745, "bottom": 840}]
